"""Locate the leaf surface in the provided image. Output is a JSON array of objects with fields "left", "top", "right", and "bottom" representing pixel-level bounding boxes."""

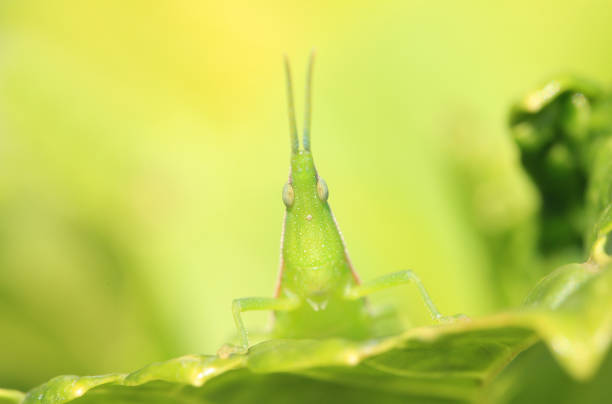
[{"left": 16, "top": 264, "right": 611, "bottom": 404}]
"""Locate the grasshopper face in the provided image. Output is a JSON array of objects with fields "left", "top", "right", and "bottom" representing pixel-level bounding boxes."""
[{"left": 280, "top": 150, "right": 353, "bottom": 299}]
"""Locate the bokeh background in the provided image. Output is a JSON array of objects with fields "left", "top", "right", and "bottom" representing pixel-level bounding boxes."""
[{"left": 1, "top": 0, "right": 611, "bottom": 391}]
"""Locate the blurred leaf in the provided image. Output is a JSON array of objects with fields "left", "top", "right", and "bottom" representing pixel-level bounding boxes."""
[
  {"left": 509, "top": 75, "right": 612, "bottom": 258},
  {"left": 445, "top": 117, "right": 541, "bottom": 306},
  {"left": 522, "top": 263, "right": 612, "bottom": 379},
  {"left": 0, "top": 389, "right": 24, "bottom": 404},
  {"left": 15, "top": 262, "right": 611, "bottom": 404},
  {"left": 482, "top": 343, "right": 612, "bottom": 404}
]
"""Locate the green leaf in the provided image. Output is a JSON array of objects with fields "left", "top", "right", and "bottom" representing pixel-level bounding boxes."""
[
  {"left": 522, "top": 263, "right": 612, "bottom": 379},
  {"left": 509, "top": 75, "right": 612, "bottom": 261},
  {"left": 16, "top": 263, "right": 611, "bottom": 404},
  {"left": 0, "top": 389, "right": 25, "bottom": 404},
  {"left": 482, "top": 343, "right": 612, "bottom": 404}
]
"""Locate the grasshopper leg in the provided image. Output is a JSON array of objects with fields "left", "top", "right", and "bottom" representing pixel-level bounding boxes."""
[
  {"left": 345, "top": 270, "right": 467, "bottom": 323},
  {"left": 218, "top": 297, "right": 299, "bottom": 358}
]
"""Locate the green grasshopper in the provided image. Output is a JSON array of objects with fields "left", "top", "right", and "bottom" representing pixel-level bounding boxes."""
[{"left": 219, "top": 53, "right": 461, "bottom": 357}]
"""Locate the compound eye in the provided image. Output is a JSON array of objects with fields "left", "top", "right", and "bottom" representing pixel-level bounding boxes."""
[
  {"left": 282, "top": 183, "right": 294, "bottom": 207},
  {"left": 317, "top": 177, "right": 329, "bottom": 201}
]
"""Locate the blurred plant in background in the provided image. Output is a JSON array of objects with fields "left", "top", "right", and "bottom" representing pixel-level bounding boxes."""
[{"left": 0, "top": 0, "right": 611, "bottom": 399}]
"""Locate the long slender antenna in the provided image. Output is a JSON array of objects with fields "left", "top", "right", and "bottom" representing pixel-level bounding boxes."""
[
  {"left": 283, "top": 55, "right": 299, "bottom": 154},
  {"left": 303, "top": 50, "right": 315, "bottom": 151}
]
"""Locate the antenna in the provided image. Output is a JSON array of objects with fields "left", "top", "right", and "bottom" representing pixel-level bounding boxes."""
[
  {"left": 283, "top": 55, "right": 299, "bottom": 154},
  {"left": 303, "top": 50, "right": 315, "bottom": 151}
]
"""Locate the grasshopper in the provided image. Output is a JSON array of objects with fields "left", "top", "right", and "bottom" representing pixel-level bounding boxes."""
[{"left": 219, "top": 53, "right": 461, "bottom": 357}]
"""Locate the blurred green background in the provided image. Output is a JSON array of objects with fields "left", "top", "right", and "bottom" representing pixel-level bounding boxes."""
[{"left": 1, "top": 0, "right": 611, "bottom": 391}]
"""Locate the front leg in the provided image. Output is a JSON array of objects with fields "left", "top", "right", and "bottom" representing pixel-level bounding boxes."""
[
  {"left": 218, "top": 297, "right": 299, "bottom": 358},
  {"left": 345, "top": 270, "right": 466, "bottom": 323}
]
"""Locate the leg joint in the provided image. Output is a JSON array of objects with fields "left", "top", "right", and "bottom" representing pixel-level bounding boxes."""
[{"left": 232, "top": 299, "right": 244, "bottom": 315}]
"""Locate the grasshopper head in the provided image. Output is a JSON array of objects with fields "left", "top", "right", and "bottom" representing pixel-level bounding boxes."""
[
  {"left": 281, "top": 51, "right": 329, "bottom": 226},
  {"left": 279, "top": 52, "right": 351, "bottom": 297},
  {"left": 283, "top": 150, "right": 329, "bottom": 219}
]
